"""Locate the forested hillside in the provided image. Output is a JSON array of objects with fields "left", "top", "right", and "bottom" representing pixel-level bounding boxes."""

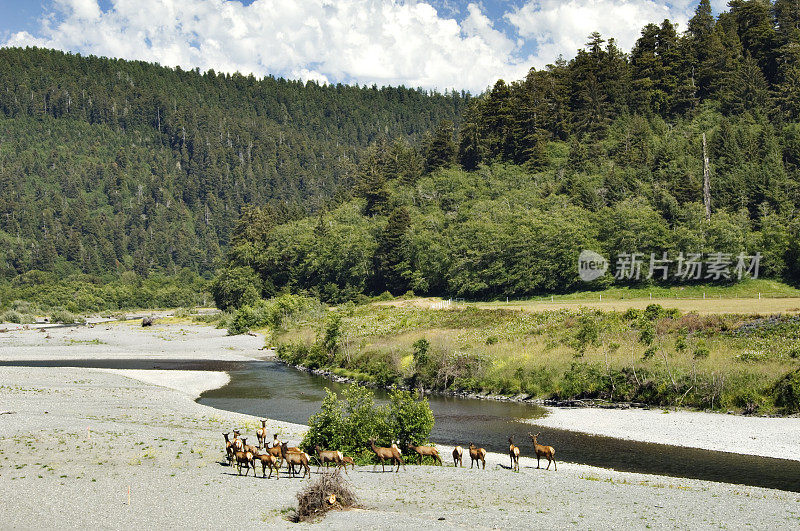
[
  {"left": 0, "top": 47, "right": 467, "bottom": 279},
  {"left": 217, "top": 0, "right": 800, "bottom": 304},
  {"left": 2, "top": 0, "right": 800, "bottom": 311}
]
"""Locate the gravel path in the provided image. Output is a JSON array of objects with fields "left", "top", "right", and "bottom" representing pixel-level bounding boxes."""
[{"left": 0, "top": 322, "right": 798, "bottom": 528}]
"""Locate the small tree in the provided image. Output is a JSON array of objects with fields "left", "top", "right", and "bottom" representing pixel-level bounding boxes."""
[
  {"left": 210, "top": 266, "right": 261, "bottom": 311},
  {"left": 385, "top": 389, "right": 434, "bottom": 449}
]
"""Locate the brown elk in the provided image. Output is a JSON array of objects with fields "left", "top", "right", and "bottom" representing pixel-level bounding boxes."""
[
  {"left": 256, "top": 420, "right": 268, "bottom": 448},
  {"left": 314, "top": 445, "right": 344, "bottom": 472},
  {"left": 241, "top": 437, "right": 258, "bottom": 456},
  {"left": 452, "top": 446, "right": 463, "bottom": 467},
  {"left": 529, "top": 432, "right": 557, "bottom": 471},
  {"left": 222, "top": 432, "right": 234, "bottom": 465},
  {"left": 508, "top": 436, "right": 520, "bottom": 472},
  {"left": 232, "top": 429, "right": 243, "bottom": 452},
  {"left": 369, "top": 438, "right": 404, "bottom": 472},
  {"left": 252, "top": 448, "right": 280, "bottom": 479},
  {"left": 409, "top": 443, "right": 442, "bottom": 465},
  {"left": 233, "top": 448, "right": 255, "bottom": 476},
  {"left": 468, "top": 443, "right": 486, "bottom": 469},
  {"left": 337, "top": 455, "right": 355, "bottom": 474},
  {"left": 280, "top": 442, "right": 310, "bottom": 479}
]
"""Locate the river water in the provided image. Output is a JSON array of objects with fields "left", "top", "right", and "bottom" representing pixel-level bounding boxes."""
[{"left": 4, "top": 358, "right": 799, "bottom": 492}]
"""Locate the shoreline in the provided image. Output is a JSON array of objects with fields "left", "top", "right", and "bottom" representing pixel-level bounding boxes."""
[
  {"left": 284, "top": 359, "right": 800, "bottom": 462},
  {"left": 528, "top": 406, "right": 800, "bottom": 462},
  {"left": 1, "top": 322, "right": 799, "bottom": 527}
]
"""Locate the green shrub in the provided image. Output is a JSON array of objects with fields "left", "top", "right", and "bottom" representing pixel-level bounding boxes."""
[
  {"left": 228, "top": 305, "right": 258, "bottom": 335},
  {"left": 50, "top": 309, "right": 82, "bottom": 324},
  {"left": 301, "top": 384, "right": 434, "bottom": 459},
  {"left": 773, "top": 369, "right": 800, "bottom": 413},
  {"left": 557, "top": 362, "right": 605, "bottom": 399},
  {"left": 693, "top": 346, "right": 710, "bottom": 359},
  {"left": 210, "top": 266, "right": 261, "bottom": 311},
  {"left": 1, "top": 310, "right": 23, "bottom": 323},
  {"left": 733, "top": 388, "right": 764, "bottom": 414},
  {"left": 623, "top": 308, "right": 642, "bottom": 320}
]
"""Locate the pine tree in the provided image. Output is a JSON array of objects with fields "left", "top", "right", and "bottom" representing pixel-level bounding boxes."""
[
  {"left": 373, "top": 206, "right": 412, "bottom": 294},
  {"left": 424, "top": 120, "right": 457, "bottom": 173}
]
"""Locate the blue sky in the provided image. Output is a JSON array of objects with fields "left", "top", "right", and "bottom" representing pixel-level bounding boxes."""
[{"left": 0, "top": 1, "right": 725, "bottom": 92}]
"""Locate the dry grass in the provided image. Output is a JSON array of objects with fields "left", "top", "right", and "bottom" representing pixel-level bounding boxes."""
[{"left": 473, "top": 298, "right": 800, "bottom": 315}]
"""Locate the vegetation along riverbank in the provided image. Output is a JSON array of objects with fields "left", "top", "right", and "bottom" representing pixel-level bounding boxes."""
[{"left": 214, "top": 289, "right": 800, "bottom": 416}]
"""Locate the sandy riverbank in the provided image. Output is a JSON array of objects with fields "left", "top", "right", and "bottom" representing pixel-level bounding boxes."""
[
  {"left": 528, "top": 406, "right": 800, "bottom": 462},
  {"left": 0, "top": 322, "right": 798, "bottom": 528}
]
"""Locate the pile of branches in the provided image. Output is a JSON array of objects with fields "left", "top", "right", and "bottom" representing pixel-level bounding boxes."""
[{"left": 290, "top": 471, "right": 358, "bottom": 522}]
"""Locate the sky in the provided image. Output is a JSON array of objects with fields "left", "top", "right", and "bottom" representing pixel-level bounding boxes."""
[{"left": 0, "top": 0, "right": 728, "bottom": 92}]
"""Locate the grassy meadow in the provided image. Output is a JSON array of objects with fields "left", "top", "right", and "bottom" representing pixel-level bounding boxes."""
[{"left": 272, "top": 281, "right": 800, "bottom": 415}]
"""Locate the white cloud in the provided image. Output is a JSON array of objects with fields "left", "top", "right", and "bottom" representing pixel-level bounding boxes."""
[
  {"left": 506, "top": 0, "right": 695, "bottom": 68},
  {"left": 2, "top": 0, "right": 712, "bottom": 92},
  {"left": 3, "top": 0, "right": 529, "bottom": 92}
]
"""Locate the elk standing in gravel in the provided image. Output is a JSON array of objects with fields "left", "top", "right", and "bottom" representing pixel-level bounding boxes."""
[
  {"left": 253, "top": 448, "right": 280, "bottom": 479},
  {"left": 452, "top": 446, "right": 463, "bottom": 467},
  {"left": 337, "top": 455, "right": 355, "bottom": 474},
  {"left": 314, "top": 445, "right": 344, "bottom": 472},
  {"left": 280, "top": 442, "right": 310, "bottom": 479},
  {"left": 233, "top": 448, "right": 255, "bottom": 476},
  {"left": 256, "top": 420, "right": 268, "bottom": 448},
  {"left": 508, "top": 436, "right": 520, "bottom": 472},
  {"left": 468, "top": 443, "right": 486, "bottom": 469},
  {"left": 241, "top": 437, "right": 258, "bottom": 456},
  {"left": 529, "top": 432, "right": 557, "bottom": 471},
  {"left": 370, "top": 438, "right": 404, "bottom": 472},
  {"left": 232, "top": 430, "right": 243, "bottom": 452},
  {"left": 222, "top": 432, "right": 234, "bottom": 465},
  {"left": 409, "top": 443, "right": 442, "bottom": 465}
]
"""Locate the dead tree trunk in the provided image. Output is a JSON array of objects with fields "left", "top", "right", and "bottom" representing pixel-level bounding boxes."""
[{"left": 703, "top": 133, "right": 711, "bottom": 221}]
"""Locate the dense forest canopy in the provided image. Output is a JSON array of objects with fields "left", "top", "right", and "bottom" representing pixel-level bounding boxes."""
[
  {"left": 217, "top": 0, "right": 800, "bottom": 305},
  {"left": 1, "top": 0, "right": 799, "bottom": 310},
  {"left": 0, "top": 46, "right": 468, "bottom": 279}
]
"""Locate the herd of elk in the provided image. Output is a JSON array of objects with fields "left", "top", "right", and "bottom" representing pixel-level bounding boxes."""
[{"left": 222, "top": 421, "right": 558, "bottom": 479}]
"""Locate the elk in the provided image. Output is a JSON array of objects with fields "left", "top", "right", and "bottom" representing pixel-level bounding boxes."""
[
  {"left": 337, "top": 456, "right": 355, "bottom": 474},
  {"left": 314, "top": 445, "right": 344, "bottom": 472},
  {"left": 256, "top": 420, "right": 268, "bottom": 448},
  {"left": 408, "top": 443, "right": 442, "bottom": 465},
  {"left": 468, "top": 443, "right": 486, "bottom": 469},
  {"left": 222, "top": 432, "right": 234, "bottom": 465},
  {"left": 241, "top": 437, "right": 258, "bottom": 456},
  {"left": 508, "top": 436, "right": 520, "bottom": 472},
  {"left": 369, "top": 438, "right": 404, "bottom": 472},
  {"left": 529, "top": 432, "right": 557, "bottom": 471},
  {"left": 233, "top": 448, "right": 255, "bottom": 476},
  {"left": 252, "top": 448, "right": 280, "bottom": 479},
  {"left": 452, "top": 446, "right": 463, "bottom": 467},
  {"left": 280, "top": 442, "right": 310, "bottom": 479},
  {"left": 232, "top": 429, "right": 244, "bottom": 452}
]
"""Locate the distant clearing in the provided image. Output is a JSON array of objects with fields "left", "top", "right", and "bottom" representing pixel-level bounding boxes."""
[{"left": 377, "top": 280, "right": 800, "bottom": 315}]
